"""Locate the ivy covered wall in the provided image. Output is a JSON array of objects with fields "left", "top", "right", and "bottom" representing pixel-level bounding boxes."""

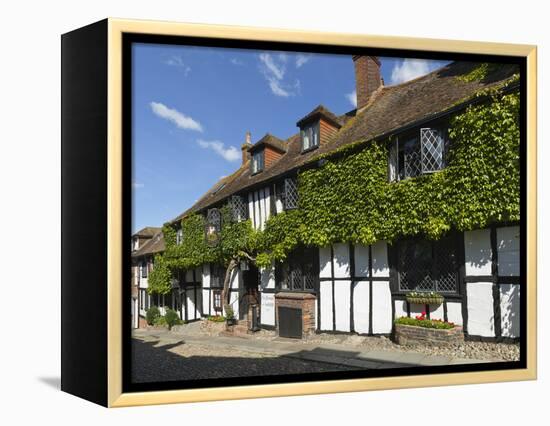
[{"left": 150, "top": 85, "right": 520, "bottom": 289}]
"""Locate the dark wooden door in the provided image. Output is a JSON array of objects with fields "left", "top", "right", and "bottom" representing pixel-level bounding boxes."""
[
  {"left": 240, "top": 265, "right": 259, "bottom": 320},
  {"left": 278, "top": 307, "right": 302, "bottom": 338}
]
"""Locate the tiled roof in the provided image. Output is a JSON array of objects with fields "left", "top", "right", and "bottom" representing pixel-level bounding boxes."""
[
  {"left": 249, "top": 133, "right": 287, "bottom": 153},
  {"left": 132, "top": 231, "right": 165, "bottom": 257},
  {"left": 133, "top": 226, "right": 161, "bottom": 238},
  {"left": 296, "top": 104, "right": 343, "bottom": 128},
  {"left": 169, "top": 61, "right": 519, "bottom": 225}
]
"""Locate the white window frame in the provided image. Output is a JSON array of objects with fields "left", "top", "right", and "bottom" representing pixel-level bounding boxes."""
[
  {"left": 251, "top": 150, "right": 264, "bottom": 174},
  {"left": 301, "top": 122, "right": 319, "bottom": 152}
]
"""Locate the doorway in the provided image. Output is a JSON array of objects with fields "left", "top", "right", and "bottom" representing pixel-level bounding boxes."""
[{"left": 240, "top": 264, "right": 259, "bottom": 320}]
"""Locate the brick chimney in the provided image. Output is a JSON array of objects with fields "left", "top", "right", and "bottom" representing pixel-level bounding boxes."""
[
  {"left": 352, "top": 56, "right": 382, "bottom": 110},
  {"left": 241, "top": 131, "right": 252, "bottom": 165}
]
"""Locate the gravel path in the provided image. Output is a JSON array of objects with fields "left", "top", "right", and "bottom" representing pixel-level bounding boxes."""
[
  {"left": 173, "top": 320, "right": 520, "bottom": 362},
  {"left": 132, "top": 336, "right": 358, "bottom": 383}
]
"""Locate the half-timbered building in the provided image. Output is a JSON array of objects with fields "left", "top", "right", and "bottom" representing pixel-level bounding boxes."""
[{"left": 152, "top": 56, "right": 520, "bottom": 341}]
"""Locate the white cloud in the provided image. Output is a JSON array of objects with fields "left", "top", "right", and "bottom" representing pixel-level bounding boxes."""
[
  {"left": 259, "top": 53, "right": 285, "bottom": 80},
  {"left": 132, "top": 182, "right": 144, "bottom": 189},
  {"left": 150, "top": 102, "right": 203, "bottom": 132},
  {"left": 258, "top": 52, "right": 300, "bottom": 97},
  {"left": 390, "top": 59, "right": 439, "bottom": 85},
  {"left": 346, "top": 90, "right": 357, "bottom": 108},
  {"left": 163, "top": 55, "right": 191, "bottom": 75},
  {"left": 197, "top": 139, "right": 240, "bottom": 162},
  {"left": 295, "top": 54, "right": 311, "bottom": 68}
]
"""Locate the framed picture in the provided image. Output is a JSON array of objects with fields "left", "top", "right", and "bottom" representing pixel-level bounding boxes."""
[{"left": 61, "top": 18, "right": 537, "bottom": 407}]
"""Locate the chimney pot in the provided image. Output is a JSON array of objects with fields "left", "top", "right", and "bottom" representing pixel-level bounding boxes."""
[{"left": 353, "top": 56, "right": 382, "bottom": 110}]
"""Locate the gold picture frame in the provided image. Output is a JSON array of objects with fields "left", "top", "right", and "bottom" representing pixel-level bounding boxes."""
[{"left": 61, "top": 17, "right": 537, "bottom": 407}]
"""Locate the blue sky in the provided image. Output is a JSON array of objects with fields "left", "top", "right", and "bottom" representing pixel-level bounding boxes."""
[{"left": 132, "top": 43, "right": 449, "bottom": 232}]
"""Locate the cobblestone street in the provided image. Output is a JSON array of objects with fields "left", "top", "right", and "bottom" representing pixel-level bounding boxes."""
[{"left": 132, "top": 334, "right": 358, "bottom": 383}]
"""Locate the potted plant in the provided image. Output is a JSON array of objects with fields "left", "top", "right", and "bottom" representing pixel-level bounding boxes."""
[
  {"left": 405, "top": 291, "right": 445, "bottom": 305},
  {"left": 225, "top": 306, "right": 236, "bottom": 326}
]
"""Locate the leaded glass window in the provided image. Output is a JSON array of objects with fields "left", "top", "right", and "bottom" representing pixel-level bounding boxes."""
[
  {"left": 397, "top": 235, "right": 459, "bottom": 294},
  {"left": 284, "top": 177, "right": 299, "bottom": 210},
  {"left": 277, "top": 246, "right": 318, "bottom": 292},
  {"left": 230, "top": 195, "right": 247, "bottom": 222},
  {"left": 389, "top": 126, "right": 448, "bottom": 182}
]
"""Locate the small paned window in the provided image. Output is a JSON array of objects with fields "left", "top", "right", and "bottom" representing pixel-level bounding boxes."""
[
  {"left": 230, "top": 195, "right": 248, "bottom": 222},
  {"left": 251, "top": 150, "right": 264, "bottom": 174},
  {"left": 301, "top": 123, "right": 319, "bottom": 151},
  {"left": 283, "top": 177, "right": 299, "bottom": 210},
  {"left": 176, "top": 229, "right": 183, "bottom": 245},
  {"left": 141, "top": 260, "right": 148, "bottom": 278},
  {"left": 213, "top": 290, "right": 222, "bottom": 311},
  {"left": 277, "top": 246, "right": 318, "bottom": 292},
  {"left": 397, "top": 235, "right": 459, "bottom": 294},
  {"left": 389, "top": 127, "right": 448, "bottom": 182}
]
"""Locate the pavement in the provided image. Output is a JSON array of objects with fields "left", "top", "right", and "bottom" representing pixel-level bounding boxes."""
[{"left": 133, "top": 328, "right": 488, "bottom": 370}]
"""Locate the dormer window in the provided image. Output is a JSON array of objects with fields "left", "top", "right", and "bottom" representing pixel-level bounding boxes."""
[
  {"left": 251, "top": 150, "right": 264, "bottom": 174},
  {"left": 301, "top": 122, "right": 319, "bottom": 152}
]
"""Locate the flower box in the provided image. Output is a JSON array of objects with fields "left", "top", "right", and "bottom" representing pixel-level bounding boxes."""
[
  {"left": 406, "top": 296, "right": 444, "bottom": 305},
  {"left": 406, "top": 292, "right": 444, "bottom": 305}
]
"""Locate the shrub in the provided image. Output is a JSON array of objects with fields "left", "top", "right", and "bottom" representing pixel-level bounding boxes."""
[
  {"left": 145, "top": 305, "right": 160, "bottom": 325},
  {"left": 164, "top": 308, "right": 183, "bottom": 330},
  {"left": 225, "top": 306, "right": 235, "bottom": 320},
  {"left": 395, "top": 316, "right": 455, "bottom": 330},
  {"left": 153, "top": 315, "right": 167, "bottom": 326},
  {"left": 207, "top": 315, "right": 226, "bottom": 323}
]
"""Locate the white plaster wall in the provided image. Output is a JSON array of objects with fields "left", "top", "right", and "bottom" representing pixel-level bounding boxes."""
[
  {"left": 247, "top": 192, "right": 255, "bottom": 228},
  {"left": 319, "top": 247, "right": 332, "bottom": 278},
  {"left": 466, "top": 282, "right": 495, "bottom": 337},
  {"left": 195, "top": 289, "right": 202, "bottom": 318},
  {"left": 371, "top": 281, "right": 392, "bottom": 333},
  {"left": 333, "top": 243, "right": 350, "bottom": 278},
  {"left": 334, "top": 280, "right": 351, "bottom": 331},
  {"left": 264, "top": 186, "right": 271, "bottom": 223},
  {"left": 500, "top": 284, "right": 520, "bottom": 338},
  {"left": 260, "top": 265, "right": 275, "bottom": 290},
  {"left": 354, "top": 244, "right": 369, "bottom": 277},
  {"left": 464, "top": 229, "right": 492, "bottom": 276},
  {"left": 394, "top": 300, "right": 407, "bottom": 319},
  {"left": 254, "top": 191, "right": 261, "bottom": 230},
  {"left": 446, "top": 302, "right": 463, "bottom": 325},
  {"left": 258, "top": 188, "right": 266, "bottom": 230},
  {"left": 371, "top": 241, "right": 389, "bottom": 277},
  {"left": 202, "top": 289, "right": 210, "bottom": 315},
  {"left": 231, "top": 268, "right": 240, "bottom": 289},
  {"left": 186, "top": 287, "right": 196, "bottom": 321},
  {"left": 430, "top": 303, "right": 445, "bottom": 321},
  {"left": 260, "top": 293, "right": 275, "bottom": 326},
  {"left": 320, "top": 281, "right": 333, "bottom": 330},
  {"left": 353, "top": 281, "right": 370, "bottom": 334},
  {"left": 497, "top": 226, "right": 520, "bottom": 276},
  {"left": 139, "top": 276, "right": 148, "bottom": 289},
  {"left": 202, "top": 264, "right": 211, "bottom": 287},
  {"left": 275, "top": 196, "right": 283, "bottom": 214},
  {"left": 229, "top": 290, "right": 239, "bottom": 315}
]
